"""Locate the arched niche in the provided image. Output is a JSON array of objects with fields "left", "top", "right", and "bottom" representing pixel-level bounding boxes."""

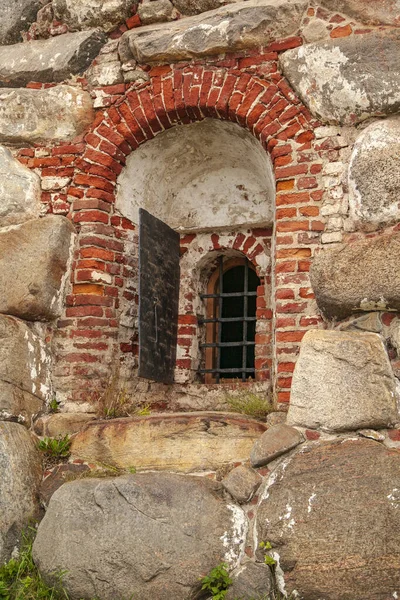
[{"left": 116, "top": 118, "right": 275, "bottom": 232}]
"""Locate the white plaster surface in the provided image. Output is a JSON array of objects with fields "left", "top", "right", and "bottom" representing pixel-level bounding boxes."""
[{"left": 116, "top": 119, "right": 275, "bottom": 231}]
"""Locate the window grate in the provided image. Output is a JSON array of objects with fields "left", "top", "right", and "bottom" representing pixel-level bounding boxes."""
[{"left": 199, "top": 256, "right": 258, "bottom": 383}]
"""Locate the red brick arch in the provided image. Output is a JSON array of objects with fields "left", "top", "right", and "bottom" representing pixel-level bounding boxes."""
[{"left": 61, "top": 64, "right": 325, "bottom": 406}]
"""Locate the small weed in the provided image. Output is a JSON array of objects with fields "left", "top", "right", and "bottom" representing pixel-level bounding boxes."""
[
  {"left": 200, "top": 563, "right": 232, "bottom": 600},
  {"left": 225, "top": 391, "right": 274, "bottom": 420},
  {"left": 259, "top": 541, "right": 276, "bottom": 567},
  {"left": 97, "top": 370, "right": 151, "bottom": 419},
  {"left": 0, "top": 528, "right": 69, "bottom": 600},
  {"left": 38, "top": 436, "right": 71, "bottom": 460},
  {"left": 48, "top": 397, "right": 59, "bottom": 414}
]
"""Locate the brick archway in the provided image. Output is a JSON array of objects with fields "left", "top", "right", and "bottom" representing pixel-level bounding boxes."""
[{"left": 60, "top": 65, "right": 324, "bottom": 407}]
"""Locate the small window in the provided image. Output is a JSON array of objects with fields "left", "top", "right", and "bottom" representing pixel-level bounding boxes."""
[{"left": 199, "top": 256, "right": 260, "bottom": 383}]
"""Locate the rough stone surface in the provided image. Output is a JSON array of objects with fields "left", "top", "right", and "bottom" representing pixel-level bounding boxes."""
[
  {"left": 0, "top": 381, "right": 43, "bottom": 427},
  {"left": 348, "top": 117, "right": 400, "bottom": 230},
  {"left": 40, "top": 463, "right": 90, "bottom": 509},
  {"left": 337, "top": 312, "right": 383, "bottom": 334},
  {"left": 0, "top": 216, "right": 74, "bottom": 321},
  {"left": 138, "top": 0, "right": 177, "bottom": 24},
  {"left": 310, "top": 233, "right": 400, "bottom": 320},
  {"left": 0, "top": 422, "right": 42, "bottom": 563},
  {"left": 358, "top": 429, "right": 385, "bottom": 442},
  {"left": 0, "top": 145, "right": 41, "bottom": 227},
  {"left": 116, "top": 119, "right": 274, "bottom": 230},
  {"left": 33, "top": 473, "right": 247, "bottom": 599},
  {"left": 280, "top": 31, "right": 400, "bottom": 125},
  {"left": 225, "top": 562, "right": 273, "bottom": 600},
  {"left": 34, "top": 413, "right": 96, "bottom": 437},
  {"left": 71, "top": 412, "right": 268, "bottom": 473},
  {"left": 0, "top": 0, "right": 42, "bottom": 45},
  {"left": 53, "top": 0, "right": 137, "bottom": 32},
  {"left": 250, "top": 424, "right": 303, "bottom": 467},
  {"left": 122, "top": 0, "right": 308, "bottom": 63},
  {"left": 319, "top": 0, "right": 400, "bottom": 27},
  {"left": 267, "top": 411, "right": 287, "bottom": 426},
  {"left": 256, "top": 439, "right": 400, "bottom": 599},
  {"left": 0, "top": 86, "right": 94, "bottom": 144},
  {"left": 172, "top": 0, "right": 229, "bottom": 15},
  {"left": 86, "top": 60, "right": 123, "bottom": 87},
  {"left": 222, "top": 465, "right": 262, "bottom": 503},
  {"left": 0, "top": 315, "right": 51, "bottom": 424},
  {"left": 0, "top": 30, "right": 107, "bottom": 87},
  {"left": 287, "top": 330, "right": 398, "bottom": 432}
]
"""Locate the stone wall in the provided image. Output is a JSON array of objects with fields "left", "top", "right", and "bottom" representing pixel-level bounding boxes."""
[{"left": 0, "top": 0, "right": 398, "bottom": 410}]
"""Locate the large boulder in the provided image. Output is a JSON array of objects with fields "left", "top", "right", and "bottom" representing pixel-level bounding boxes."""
[
  {"left": 319, "top": 0, "right": 400, "bottom": 27},
  {"left": 71, "top": 412, "right": 268, "bottom": 472},
  {"left": 280, "top": 31, "right": 400, "bottom": 125},
  {"left": 53, "top": 0, "right": 137, "bottom": 32},
  {"left": 33, "top": 473, "right": 247, "bottom": 599},
  {"left": 0, "top": 422, "right": 42, "bottom": 563},
  {"left": 0, "top": 315, "right": 51, "bottom": 424},
  {"left": 310, "top": 233, "right": 400, "bottom": 320},
  {"left": 0, "top": 216, "right": 75, "bottom": 321},
  {"left": 0, "top": 86, "right": 94, "bottom": 144},
  {"left": 0, "top": 0, "right": 41, "bottom": 45},
  {"left": 0, "top": 145, "right": 41, "bottom": 227},
  {"left": 0, "top": 30, "right": 107, "bottom": 88},
  {"left": 256, "top": 439, "right": 400, "bottom": 600},
  {"left": 121, "top": 0, "right": 308, "bottom": 63},
  {"left": 348, "top": 116, "right": 400, "bottom": 230},
  {"left": 287, "top": 330, "right": 398, "bottom": 432}
]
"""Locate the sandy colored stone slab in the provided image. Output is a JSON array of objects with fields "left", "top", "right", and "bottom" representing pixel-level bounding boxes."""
[
  {"left": 0, "top": 216, "right": 75, "bottom": 321},
  {"left": 122, "top": 0, "right": 308, "bottom": 63},
  {"left": 0, "top": 85, "right": 94, "bottom": 144},
  {"left": 0, "top": 30, "right": 106, "bottom": 87},
  {"left": 287, "top": 330, "right": 398, "bottom": 432},
  {"left": 348, "top": 116, "right": 400, "bottom": 231},
  {"left": 256, "top": 439, "right": 400, "bottom": 600},
  {"left": 71, "top": 412, "right": 268, "bottom": 472},
  {"left": 33, "top": 473, "right": 246, "bottom": 599},
  {"left": 310, "top": 232, "right": 400, "bottom": 320},
  {"left": 0, "top": 422, "right": 42, "bottom": 563},
  {"left": 0, "top": 145, "right": 41, "bottom": 227},
  {"left": 250, "top": 423, "right": 303, "bottom": 467},
  {"left": 280, "top": 31, "right": 400, "bottom": 125}
]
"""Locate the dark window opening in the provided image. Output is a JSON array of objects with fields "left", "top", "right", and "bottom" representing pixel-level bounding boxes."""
[{"left": 199, "top": 256, "right": 260, "bottom": 383}]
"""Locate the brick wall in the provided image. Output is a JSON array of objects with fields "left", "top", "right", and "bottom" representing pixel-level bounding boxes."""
[{"left": 16, "top": 48, "right": 337, "bottom": 409}]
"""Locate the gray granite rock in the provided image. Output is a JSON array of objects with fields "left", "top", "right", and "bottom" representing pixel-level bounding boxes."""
[
  {"left": 0, "top": 422, "right": 42, "bottom": 563},
  {"left": 0, "top": 216, "right": 75, "bottom": 321},
  {"left": 310, "top": 233, "right": 400, "bottom": 320},
  {"left": 0, "top": 29, "right": 107, "bottom": 87},
  {"left": 222, "top": 465, "right": 261, "bottom": 503},
  {"left": 0, "top": 86, "right": 94, "bottom": 143},
  {"left": 0, "top": 145, "right": 41, "bottom": 227},
  {"left": 53, "top": 0, "right": 137, "bottom": 32},
  {"left": 138, "top": 0, "right": 177, "bottom": 24},
  {"left": 287, "top": 330, "right": 398, "bottom": 432},
  {"left": 33, "top": 473, "right": 246, "bottom": 599},
  {"left": 122, "top": 0, "right": 308, "bottom": 63},
  {"left": 250, "top": 424, "right": 304, "bottom": 468},
  {"left": 280, "top": 31, "right": 400, "bottom": 125},
  {"left": 226, "top": 562, "right": 273, "bottom": 600},
  {"left": 348, "top": 116, "right": 400, "bottom": 230},
  {"left": 256, "top": 439, "right": 400, "bottom": 599},
  {"left": 0, "top": 0, "right": 42, "bottom": 45},
  {"left": 0, "top": 315, "right": 51, "bottom": 424}
]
